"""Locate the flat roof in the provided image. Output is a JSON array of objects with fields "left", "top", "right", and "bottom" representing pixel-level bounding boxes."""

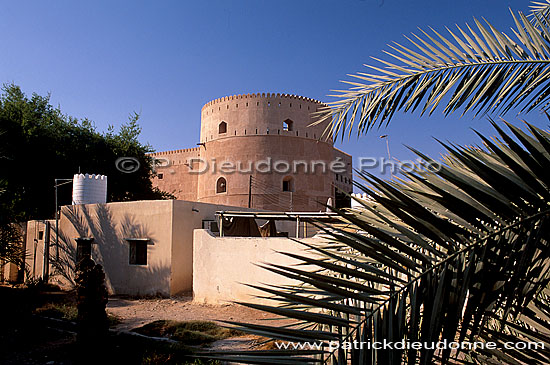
[{"left": 215, "top": 211, "right": 342, "bottom": 220}]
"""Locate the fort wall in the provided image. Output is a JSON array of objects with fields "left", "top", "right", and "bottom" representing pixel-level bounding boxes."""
[
  {"left": 149, "top": 148, "right": 200, "bottom": 201},
  {"left": 151, "top": 93, "right": 353, "bottom": 211},
  {"left": 200, "top": 93, "right": 331, "bottom": 144}
]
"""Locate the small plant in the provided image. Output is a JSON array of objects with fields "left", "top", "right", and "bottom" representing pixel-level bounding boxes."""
[
  {"left": 35, "top": 303, "right": 78, "bottom": 321},
  {"left": 133, "top": 320, "right": 244, "bottom": 346},
  {"left": 24, "top": 277, "right": 61, "bottom": 292}
]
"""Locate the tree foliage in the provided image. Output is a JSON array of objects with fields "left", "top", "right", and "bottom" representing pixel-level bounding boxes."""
[{"left": 0, "top": 84, "right": 171, "bottom": 262}]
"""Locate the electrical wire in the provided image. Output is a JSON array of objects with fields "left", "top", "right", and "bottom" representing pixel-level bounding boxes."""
[{"left": 249, "top": 176, "right": 319, "bottom": 210}]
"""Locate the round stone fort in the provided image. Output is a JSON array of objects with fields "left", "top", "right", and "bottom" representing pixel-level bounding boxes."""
[{"left": 150, "top": 93, "right": 353, "bottom": 211}]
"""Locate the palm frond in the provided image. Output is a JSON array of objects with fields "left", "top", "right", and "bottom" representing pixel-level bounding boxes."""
[
  {"left": 205, "top": 122, "right": 550, "bottom": 364},
  {"left": 530, "top": 1, "right": 550, "bottom": 25},
  {"left": 316, "top": 9, "right": 550, "bottom": 140}
]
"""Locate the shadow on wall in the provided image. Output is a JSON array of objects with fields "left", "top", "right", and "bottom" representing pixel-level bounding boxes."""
[{"left": 52, "top": 204, "right": 171, "bottom": 296}]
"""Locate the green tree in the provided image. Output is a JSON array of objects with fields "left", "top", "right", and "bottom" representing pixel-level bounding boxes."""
[
  {"left": 0, "top": 84, "right": 172, "bottom": 262},
  {"left": 0, "top": 182, "right": 24, "bottom": 266},
  {"left": 206, "top": 2, "right": 550, "bottom": 364}
]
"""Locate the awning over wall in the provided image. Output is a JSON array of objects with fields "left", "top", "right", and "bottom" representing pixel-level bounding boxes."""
[{"left": 216, "top": 211, "right": 345, "bottom": 237}]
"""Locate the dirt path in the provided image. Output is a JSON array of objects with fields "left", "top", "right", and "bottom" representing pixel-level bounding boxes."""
[
  {"left": 106, "top": 295, "right": 279, "bottom": 332},
  {"left": 107, "top": 295, "right": 284, "bottom": 351}
]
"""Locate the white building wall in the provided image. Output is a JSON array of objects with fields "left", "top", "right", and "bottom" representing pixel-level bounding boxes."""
[{"left": 193, "top": 229, "right": 322, "bottom": 304}]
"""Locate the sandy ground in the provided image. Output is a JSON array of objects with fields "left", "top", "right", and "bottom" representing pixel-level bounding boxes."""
[
  {"left": 106, "top": 295, "right": 282, "bottom": 350},
  {"left": 106, "top": 295, "right": 278, "bottom": 331}
]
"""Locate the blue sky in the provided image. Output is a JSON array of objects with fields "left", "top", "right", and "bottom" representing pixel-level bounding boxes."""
[{"left": 1, "top": 0, "right": 544, "bottom": 183}]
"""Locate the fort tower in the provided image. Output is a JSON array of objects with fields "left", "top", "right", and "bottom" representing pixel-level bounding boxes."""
[{"left": 150, "top": 93, "right": 352, "bottom": 211}]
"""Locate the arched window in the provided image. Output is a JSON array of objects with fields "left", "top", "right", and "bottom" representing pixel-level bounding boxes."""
[
  {"left": 216, "top": 177, "right": 227, "bottom": 193},
  {"left": 282, "top": 176, "right": 294, "bottom": 192},
  {"left": 218, "top": 121, "right": 227, "bottom": 134},
  {"left": 283, "top": 119, "right": 293, "bottom": 131}
]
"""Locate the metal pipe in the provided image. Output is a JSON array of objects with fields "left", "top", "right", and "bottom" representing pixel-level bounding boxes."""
[
  {"left": 43, "top": 221, "right": 50, "bottom": 282},
  {"left": 54, "top": 178, "right": 73, "bottom": 261},
  {"left": 55, "top": 183, "right": 58, "bottom": 260},
  {"left": 248, "top": 175, "right": 252, "bottom": 208}
]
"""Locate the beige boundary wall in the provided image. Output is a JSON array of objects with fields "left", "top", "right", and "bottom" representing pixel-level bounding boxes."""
[
  {"left": 25, "top": 199, "right": 319, "bottom": 299},
  {"left": 193, "top": 229, "right": 323, "bottom": 305},
  {"left": 55, "top": 200, "right": 262, "bottom": 296},
  {"left": 56, "top": 200, "right": 174, "bottom": 296},
  {"left": 0, "top": 261, "right": 18, "bottom": 282},
  {"left": 25, "top": 220, "right": 55, "bottom": 282},
  {"left": 31, "top": 200, "right": 287, "bottom": 297}
]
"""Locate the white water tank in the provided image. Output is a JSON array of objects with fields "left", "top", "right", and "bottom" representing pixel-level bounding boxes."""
[
  {"left": 72, "top": 173, "right": 107, "bottom": 205},
  {"left": 351, "top": 193, "right": 371, "bottom": 209}
]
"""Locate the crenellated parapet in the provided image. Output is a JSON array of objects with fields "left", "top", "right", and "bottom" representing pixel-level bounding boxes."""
[
  {"left": 200, "top": 92, "right": 332, "bottom": 144},
  {"left": 148, "top": 147, "right": 201, "bottom": 156},
  {"left": 201, "top": 92, "right": 328, "bottom": 111}
]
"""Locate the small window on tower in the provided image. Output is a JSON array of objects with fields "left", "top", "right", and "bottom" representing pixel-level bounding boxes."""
[
  {"left": 219, "top": 121, "right": 227, "bottom": 134},
  {"left": 158, "top": 173, "right": 163, "bottom": 180},
  {"left": 282, "top": 176, "right": 294, "bottom": 192},
  {"left": 216, "top": 177, "right": 227, "bottom": 194},
  {"left": 283, "top": 119, "right": 293, "bottom": 131}
]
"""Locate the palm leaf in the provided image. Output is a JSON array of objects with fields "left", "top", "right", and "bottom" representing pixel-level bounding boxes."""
[
  {"left": 205, "top": 122, "right": 550, "bottom": 364},
  {"left": 315, "top": 6, "right": 550, "bottom": 140},
  {"left": 530, "top": 1, "right": 550, "bottom": 26}
]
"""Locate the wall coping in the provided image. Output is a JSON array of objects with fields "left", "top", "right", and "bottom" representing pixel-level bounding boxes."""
[{"left": 201, "top": 93, "right": 328, "bottom": 110}]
